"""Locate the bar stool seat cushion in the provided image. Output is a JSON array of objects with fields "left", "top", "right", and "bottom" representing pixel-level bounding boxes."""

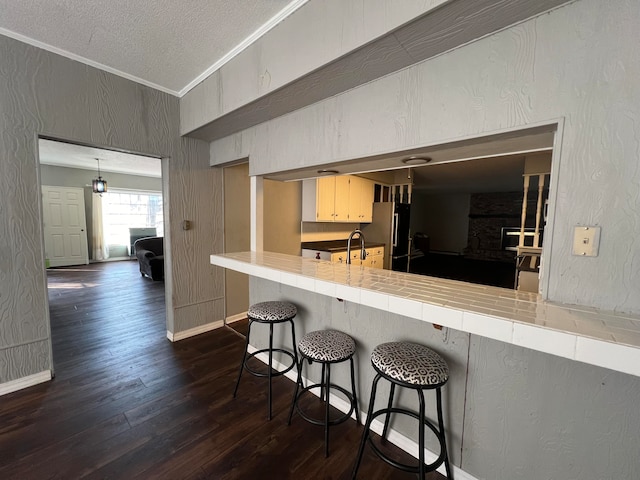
[
  {"left": 248, "top": 301, "right": 297, "bottom": 321},
  {"left": 371, "top": 342, "right": 449, "bottom": 386},
  {"left": 298, "top": 330, "right": 356, "bottom": 362}
]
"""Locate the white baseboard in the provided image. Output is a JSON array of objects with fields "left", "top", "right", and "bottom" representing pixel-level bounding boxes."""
[
  {"left": 226, "top": 312, "right": 248, "bottom": 324},
  {"left": 248, "top": 345, "right": 478, "bottom": 480},
  {"left": 0, "top": 370, "right": 52, "bottom": 397},
  {"left": 168, "top": 319, "right": 225, "bottom": 342}
]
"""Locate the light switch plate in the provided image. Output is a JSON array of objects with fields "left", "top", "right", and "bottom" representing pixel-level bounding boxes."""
[{"left": 572, "top": 226, "right": 600, "bottom": 256}]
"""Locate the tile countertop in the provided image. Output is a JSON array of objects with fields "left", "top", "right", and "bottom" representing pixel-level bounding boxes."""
[{"left": 210, "top": 251, "right": 640, "bottom": 378}]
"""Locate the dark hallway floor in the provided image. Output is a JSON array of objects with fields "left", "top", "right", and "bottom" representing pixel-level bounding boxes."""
[{"left": 0, "top": 260, "right": 444, "bottom": 479}]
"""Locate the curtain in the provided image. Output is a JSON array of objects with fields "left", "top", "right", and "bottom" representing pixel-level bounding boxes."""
[{"left": 91, "top": 193, "right": 109, "bottom": 260}]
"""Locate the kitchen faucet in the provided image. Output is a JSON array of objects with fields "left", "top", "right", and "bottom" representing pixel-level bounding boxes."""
[{"left": 346, "top": 229, "right": 366, "bottom": 264}]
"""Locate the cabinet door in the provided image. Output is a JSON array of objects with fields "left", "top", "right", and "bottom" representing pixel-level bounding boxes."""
[
  {"left": 348, "top": 250, "right": 362, "bottom": 265},
  {"left": 333, "top": 176, "right": 350, "bottom": 222},
  {"left": 331, "top": 251, "right": 347, "bottom": 264},
  {"left": 347, "top": 176, "right": 362, "bottom": 221},
  {"left": 369, "top": 254, "right": 384, "bottom": 269},
  {"left": 316, "top": 177, "right": 336, "bottom": 221},
  {"left": 359, "top": 178, "right": 375, "bottom": 223}
]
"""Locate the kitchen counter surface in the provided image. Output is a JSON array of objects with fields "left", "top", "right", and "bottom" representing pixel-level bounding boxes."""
[
  {"left": 210, "top": 251, "right": 640, "bottom": 378},
  {"left": 301, "top": 240, "right": 386, "bottom": 252}
]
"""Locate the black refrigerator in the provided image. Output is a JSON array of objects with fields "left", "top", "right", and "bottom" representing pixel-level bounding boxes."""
[{"left": 361, "top": 202, "right": 412, "bottom": 272}]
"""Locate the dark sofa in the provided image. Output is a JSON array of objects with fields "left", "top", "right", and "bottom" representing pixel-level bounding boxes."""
[{"left": 134, "top": 236, "right": 164, "bottom": 280}]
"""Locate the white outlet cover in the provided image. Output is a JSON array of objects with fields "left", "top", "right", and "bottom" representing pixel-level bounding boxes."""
[{"left": 572, "top": 226, "right": 601, "bottom": 256}]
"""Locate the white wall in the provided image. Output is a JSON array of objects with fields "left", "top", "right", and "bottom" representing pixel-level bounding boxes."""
[{"left": 211, "top": 0, "right": 640, "bottom": 315}]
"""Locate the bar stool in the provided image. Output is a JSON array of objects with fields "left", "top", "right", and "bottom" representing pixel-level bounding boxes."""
[
  {"left": 352, "top": 341, "right": 452, "bottom": 479},
  {"left": 287, "top": 329, "right": 359, "bottom": 457},
  {"left": 233, "top": 301, "right": 298, "bottom": 420}
]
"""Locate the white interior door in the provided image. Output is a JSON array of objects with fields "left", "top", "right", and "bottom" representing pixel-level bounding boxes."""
[{"left": 42, "top": 186, "right": 89, "bottom": 267}]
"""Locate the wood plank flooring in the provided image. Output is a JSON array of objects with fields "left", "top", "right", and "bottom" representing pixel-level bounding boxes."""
[{"left": 0, "top": 260, "right": 444, "bottom": 479}]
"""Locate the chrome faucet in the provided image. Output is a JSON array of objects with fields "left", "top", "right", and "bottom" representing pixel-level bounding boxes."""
[{"left": 346, "top": 229, "right": 366, "bottom": 264}]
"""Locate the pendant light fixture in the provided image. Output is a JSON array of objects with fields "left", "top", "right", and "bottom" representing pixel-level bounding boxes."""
[{"left": 92, "top": 158, "right": 107, "bottom": 194}]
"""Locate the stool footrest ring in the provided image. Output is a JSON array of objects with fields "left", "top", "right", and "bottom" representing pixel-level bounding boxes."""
[
  {"left": 293, "top": 383, "right": 356, "bottom": 426},
  {"left": 367, "top": 407, "right": 447, "bottom": 474},
  {"left": 244, "top": 348, "right": 296, "bottom": 378}
]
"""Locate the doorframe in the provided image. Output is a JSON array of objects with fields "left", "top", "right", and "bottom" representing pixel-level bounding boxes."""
[
  {"left": 222, "top": 161, "right": 251, "bottom": 325},
  {"left": 35, "top": 134, "right": 169, "bottom": 375}
]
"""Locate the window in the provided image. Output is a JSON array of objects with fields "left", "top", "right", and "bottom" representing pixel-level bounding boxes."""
[{"left": 103, "top": 190, "right": 163, "bottom": 249}]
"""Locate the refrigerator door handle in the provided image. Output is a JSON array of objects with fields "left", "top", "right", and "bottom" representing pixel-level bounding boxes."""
[{"left": 392, "top": 213, "right": 399, "bottom": 247}]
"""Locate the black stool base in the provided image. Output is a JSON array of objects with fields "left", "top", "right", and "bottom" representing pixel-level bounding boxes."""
[
  {"left": 352, "top": 372, "right": 452, "bottom": 479},
  {"left": 288, "top": 357, "right": 359, "bottom": 458},
  {"left": 233, "top": 315, "right": 298, "bottom": 421}
]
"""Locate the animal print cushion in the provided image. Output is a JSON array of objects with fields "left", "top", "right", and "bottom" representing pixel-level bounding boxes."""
[
  {"left": 371, "top": 342, "right": 449, "bottom": 386},
  {"left": 298, "top": 330, "right": 356, "bottom": 362},
  {"left": 248, "top": 301, "right": 297, "bottom": 321}
]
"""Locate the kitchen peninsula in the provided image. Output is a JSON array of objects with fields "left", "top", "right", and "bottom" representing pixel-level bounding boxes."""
[
  {"left": 212, "top": 251, "right": 640, "bottom": 479},
  {"left": 211, "top": 251, "right": 640, "bottom": 378}
]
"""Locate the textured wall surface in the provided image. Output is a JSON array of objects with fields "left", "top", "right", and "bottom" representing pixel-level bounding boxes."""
[
  {"left": 182, "top": 0, "right": 448, "bottom": 135},
  {"left": 0, "top": 34, "right": 223, "bottom": 385},
  {"left": 250, "top": 277, "right": 640, "bottom": 480},
  {"left": 212, "top": 0, "right": 640, "bottom": 315}
]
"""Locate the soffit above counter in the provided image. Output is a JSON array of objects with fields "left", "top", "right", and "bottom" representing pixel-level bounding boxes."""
[{"left": 183, "top": 0, "right": 575, "bottom": 142}]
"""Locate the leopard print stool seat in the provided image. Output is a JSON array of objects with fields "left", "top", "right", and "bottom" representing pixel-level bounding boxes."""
[
  {"left": 233, "top": 301, "right": 298, "bottom": 421},
  {"left": 288, "top": 330, "right": 359, "bottom": 458},
  {"left": 298, "top": 330, "right": 356, "bottom": 363},
  {"left": 247, "top": 301, "right": 297, "bottom": 322},
  {"left": 353, "top": 341, "right": 453, "bottom": 479},
  {"left": 371, "top": 342, "right": 449, "bottom": 387}
]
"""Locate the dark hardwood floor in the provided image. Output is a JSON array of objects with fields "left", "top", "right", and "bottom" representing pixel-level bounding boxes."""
[{"left": 0, "top": 260, "right": 444, "bottom": 479}]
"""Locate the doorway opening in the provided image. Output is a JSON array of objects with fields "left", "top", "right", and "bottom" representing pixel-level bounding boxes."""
[{"left": 38, "top": 136, "right": 167, "bottom": 373}]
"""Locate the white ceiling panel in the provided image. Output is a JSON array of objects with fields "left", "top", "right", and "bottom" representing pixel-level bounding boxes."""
[
  {"left": 0, "top": 0, "right": 304, "bottom": 95},
  {"left": 39, "top": 139, "right": 162, "bottom": 178}
]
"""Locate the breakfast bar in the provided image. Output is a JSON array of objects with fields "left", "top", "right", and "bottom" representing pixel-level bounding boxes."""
[
  {"left": 211, "top": 251, "right": 640, "bottom": 378},
  {"left": 211, "top": 251, "right": 640, "bottom": 479}
]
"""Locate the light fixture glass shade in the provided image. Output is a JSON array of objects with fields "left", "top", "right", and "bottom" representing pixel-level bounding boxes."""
[
  {"left": 92, "top": 177, "right": 107, "bottom": 193},
  {"left": 92, "top": 157, "right": 107, "bottom": 193}
]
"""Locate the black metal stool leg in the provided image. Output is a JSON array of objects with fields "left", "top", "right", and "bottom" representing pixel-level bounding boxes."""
[
  {"left": 324, "top": 363, "right": 331, "bottom": 457},
  {"left": 233, "top": 319, "right": 253, "bottom": 398},
  {"left": 352, "top": 373, "right": 381, "bottom": 479},
  {"left": 320, "top": 362, "right": 326, "bottom": 402},
  {"left": 350, "top": 357, "right": 359, "bottom": 423},
  {"left": 417, "top": 389, "right": 426, "bottom": 479},
  {"left": 436, "top": 387, "right": 453, "bottom": 479},
  {"left": 290, "top": 319, "right": 299, "bottom": 370},
  {"left": 287, "top": 354, "right": 303, "bottom": 425},
  {"left": 267, "top": 322, "right": 274, "bottom": 420},
  {"left": 382, "top": 382, "right": 396, "bottom": 440}
]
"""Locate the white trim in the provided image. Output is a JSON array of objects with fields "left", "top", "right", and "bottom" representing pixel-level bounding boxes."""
[
  {"left": 250, "top": 175, "right": 264, "bottom": 252},
  {"left": 247, "top": 345, "right": 478, "bottom": 480},
  {"left": 0, "top": 370, "right": 52, "bottom": 397},
  {"left": 179, "top": 0, "right": 309, "bottom": 97},
  {"left": 226, "top": 312, "right": 248, "bottom": 324},
  {"left": 167, "top": 320, "right": 225, "bottom": 342},
  {"left": 0, "top": 27, "right": 178, "bottom": 97}
]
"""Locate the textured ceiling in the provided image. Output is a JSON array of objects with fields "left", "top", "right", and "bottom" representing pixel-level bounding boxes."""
[
  {"left": 39, "top": 139, "right": 162, "bottom": 178},
  {"left": 0, "top": 0, "right": 302, "bottom": 95}
]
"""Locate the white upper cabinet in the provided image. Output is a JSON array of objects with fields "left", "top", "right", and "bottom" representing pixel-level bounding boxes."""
[{"left": 302, "top": 175, "right": 374, "bottom": 223}]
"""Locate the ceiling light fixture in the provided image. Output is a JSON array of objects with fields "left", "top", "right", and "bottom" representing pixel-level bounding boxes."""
[
  {"left": 92, "top": 158, "right": 108, "bottom": 194},
  {"left": 402, "top": 156, "right": 432, "bottom": 165},
  {"left": 317, "top": 169, "right": 339, "bottom": 175}
]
